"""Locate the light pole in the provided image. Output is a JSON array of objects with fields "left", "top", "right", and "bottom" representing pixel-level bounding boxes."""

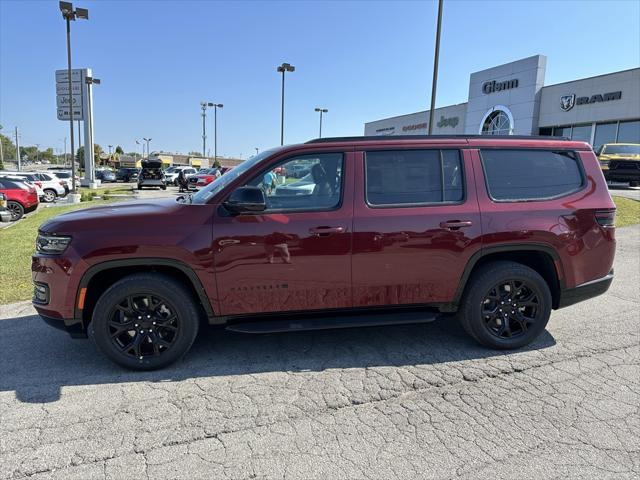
[
  {"left": 108, "top": 144, "right": 112, "bottom": 165},
  {"left": 428, "top": 0, "right": 443, "bottom": 135},
  {"left": 59, "top": 1, "right": 88, "bottom": 193},
  {"left": 212, "top": 103, "right": 223, "bottom": 163},
  {"left": 255, "top": 147, "right": 259, "bottom": 156},
  {"left": 314, "top": 108, "right": 328, "bottom": 138},
  {"left": 143, "top": 138, "right": 152, "bottom": 159},
  {"left": 200, "top": 101, "right": 213, "bottom": 157},
  {"left": 277, "top": 62, "right": 295, "bottom": 145}
]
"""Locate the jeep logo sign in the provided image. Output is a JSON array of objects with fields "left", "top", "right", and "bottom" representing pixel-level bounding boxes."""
[
  {"left": 482, "top": 78, "right": 519, "bottom": 94},
  {"left": 560, "top": 91, "right": 622, "bottom": 111},
  {"left": 436, "top": 116, "right": 459, "bottom": 128}
]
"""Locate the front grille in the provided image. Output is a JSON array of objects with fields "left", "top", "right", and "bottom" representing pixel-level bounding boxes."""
[{"left": 610, "top": 161, "right": 640, "bottom": 170}]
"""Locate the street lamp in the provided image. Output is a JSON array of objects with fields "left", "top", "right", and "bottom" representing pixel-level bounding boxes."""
[
  {"left": 200, "top": 101, "right": 213, "bottom": 157},
  {"left": 428, "top": 0, "right": 443, "bottom": 135},
  {"left": 277, "top": 62, "right": 295, "bottom": 145},
  {"left": 212, "top": 103, "right": 223, "bottom": 164},
  {"left": 201, "top": 102, "right": 223, "bottom": 161},
  {"left": 255, "top": 147, "right": 259, "bottom": 155},
  {"left": 108, "top": 144, "right": 113, "bottom": 163},
  {"left": 314, "top": 108, "right": 328, "bottom": 138},
  {"left": 59, "top": 1, "right": 89, "bottom": 193},
  {"left": 143, "top": 138, "right": 152, "bottom": 159}
]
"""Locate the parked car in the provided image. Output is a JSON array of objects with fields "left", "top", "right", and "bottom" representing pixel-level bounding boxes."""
[
  {"left": 0, "top": 172, "right": 45, "bottom": 199},
  {"left": 32, "top": 135, "right": 616, "bottom": 370},
  {"left": 116, "top": 168, "right": 140, "bottom": 183},
  {"left": 137, "top": 159, "right": 166, "bottom": 190},
  {"left": 0, "top": 177, "right": 39, "bottom": 221},
  {"left": 274, "top": 172, "right": 317, "bottom": 196},
  {"left": 96, "top": 170, "right": 116, "bottom": 183},
  {"left": 190, "top": 168, "right": 220, "bottom": 189},
  {"left": 3, "top": 171, "right": 66, "bottom": 202},
  {"left": 597, "top": 143, "right": 640, "bottom": 186},
  {"left": 47, "top": 170, "right": 78, "bottom": 193},
  {"left": 0, "top": 193, "right": 11, "bottom": 222},
  {"left": 285, "top": 164, "right": 311, "bottom": 178},
  {"left": 164, "top": 166, "right": 197, "bottom": 186}
]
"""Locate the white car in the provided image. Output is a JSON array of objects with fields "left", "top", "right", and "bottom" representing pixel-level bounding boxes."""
[
  {"left": 0, "top": 174, "right": 45, "bottom": 199},
  {"left": 164, "top": 166, "right": 198, "bottom": 186},
  {"left": 3, "top": 171, "right": 66, "bottom": 202}
]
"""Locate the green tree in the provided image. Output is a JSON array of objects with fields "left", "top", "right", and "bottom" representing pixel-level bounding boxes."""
[
  {"left": 188, "top": 151, "right": 202, "bottom": 157},
  {"left": 115, "top": 145, "right": 124, "bottom": 155}
]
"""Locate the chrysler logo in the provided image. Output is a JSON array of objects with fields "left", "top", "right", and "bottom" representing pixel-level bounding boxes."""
[{"left": 560, "top": 94, "right": 575, "bottom": 112}]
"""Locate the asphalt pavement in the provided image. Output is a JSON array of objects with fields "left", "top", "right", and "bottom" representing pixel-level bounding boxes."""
[{"left": 0, "top": 227, "right": 638, "bottom": 480}]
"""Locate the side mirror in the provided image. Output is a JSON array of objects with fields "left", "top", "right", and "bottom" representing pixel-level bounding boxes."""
[{"left": 223, "top": 186, "right": 266, "bottom": 214}]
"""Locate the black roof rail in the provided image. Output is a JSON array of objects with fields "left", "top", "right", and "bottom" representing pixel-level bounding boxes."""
[{"left": 306, "top": 135, "right": 571, "bottom": 144}]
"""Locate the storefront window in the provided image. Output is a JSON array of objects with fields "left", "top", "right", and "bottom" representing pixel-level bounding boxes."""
[
  {"left": 553, "top": 126, "right": 572, "bottom": 138},
  {"left": 617, "top": 120, "right": 640, "bottom": 144},
  {"left": 593, "top": 122, "right": 618, "bottom": 152},
  {"left": 571, "top": 124, "right": 592, "bottom": 144},
  {"left": 538, "top": 127, "right": 553, "bottom": 136},
  {"left": 481, "top": 110, "right": 512, "bottom": 135}
]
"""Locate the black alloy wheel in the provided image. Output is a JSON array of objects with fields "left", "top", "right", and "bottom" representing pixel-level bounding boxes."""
[
  {"left": 7, "top": 201, "right": 24, "bottom": 221},
  {"left": 458, "top": 261, "right": 552, "bottom": 350},
  {"left": 108, "top": 294, "right": 179, "bottom": 360},
  {"left": 480, "top": 280, "right": 540, "bottom": 339},
  {"left": 91, "top": 273, "right": 200, "bottom": 370}
]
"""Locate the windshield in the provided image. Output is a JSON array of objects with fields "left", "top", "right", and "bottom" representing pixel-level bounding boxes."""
[
  {"left": 603, "top": 145, "right": 640, "bottom": 155},
  {"left": 190, "top": 147, "right": 282, "bottom": 204},
  {"left": 165, "top": 167, "right": 177, "bottom": 173}
]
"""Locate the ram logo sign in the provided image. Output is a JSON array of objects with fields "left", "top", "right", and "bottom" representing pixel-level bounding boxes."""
[{"left": 560, "top": 91, "right": 622, "bottom": 112}]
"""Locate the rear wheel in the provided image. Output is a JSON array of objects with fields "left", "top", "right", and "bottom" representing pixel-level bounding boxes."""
[
  {"left": 90, "top": 273, "right": 200, "bottom": 370},
  {"left": 7, "top": 201, "right": 24, "bottom": 221},
  {"left": 630, "top": 181, "right": 639, "bottom": 187},
  {"left": 458, "top": 261, "right": 551, "bottom": 349},
  {"left": 43, "top": 189, "right": 57, "bottom": 203}
]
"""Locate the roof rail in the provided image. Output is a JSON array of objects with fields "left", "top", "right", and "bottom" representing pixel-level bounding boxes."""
[{"left": 306, "top": 135, "right": 570, "bottom": 144}]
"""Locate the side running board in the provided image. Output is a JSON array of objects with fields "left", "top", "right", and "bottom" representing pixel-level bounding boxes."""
[{"left": 225, "top": 311, "right": 439, "bottom": 334}]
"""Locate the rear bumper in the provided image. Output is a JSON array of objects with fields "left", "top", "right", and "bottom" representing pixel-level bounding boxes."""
[{"left": 557, "top": 271, "right": 614, "bottom": 309}]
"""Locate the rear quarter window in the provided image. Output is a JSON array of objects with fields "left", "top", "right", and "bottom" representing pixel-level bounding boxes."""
[{"left": 480, "top": 149, "right": 584, "bottom": 201}]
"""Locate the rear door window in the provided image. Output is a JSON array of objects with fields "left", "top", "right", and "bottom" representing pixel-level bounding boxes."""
[
  {"left": 480, "top": 149, "right": 584, "bottom": 201},
  {"left": 365, "top": 149, "right": 464, "bottom": 206}
]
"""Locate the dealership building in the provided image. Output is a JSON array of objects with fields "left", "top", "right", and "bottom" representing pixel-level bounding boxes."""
[{"left": 364, "top": 55, "right": 640, "bottom": 150}]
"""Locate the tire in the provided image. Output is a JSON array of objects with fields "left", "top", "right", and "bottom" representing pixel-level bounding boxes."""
[
  {"left": 161, "top": 185, "right": 167, "bottom": 190},
  {"left": 90, "top": 273, "right": 201, "bottom": 370},
  {"left": 7, "top": 201, "right": 24, "bottom": 221},
  {"left": 137, "top": 185, "right": 142, "bottom": 190},
  {"left": 630, "top": 181, "right": 639, "bottom": 187},
  {"left": 458, "top": 261, "right": 552, "bottom": 350},
  {"left": 43, "top": 189, "right": 57, "bottom": 203}
]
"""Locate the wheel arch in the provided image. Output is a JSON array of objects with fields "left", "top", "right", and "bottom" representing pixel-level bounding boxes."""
[
  {"left": 75, "top": 258, "right": 216, "bottom": 332},
  {"left": 454, "top": 244, "right": 564, "bottom": 310}
]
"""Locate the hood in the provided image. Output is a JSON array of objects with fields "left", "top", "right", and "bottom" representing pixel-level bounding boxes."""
[
  {"left": 40, "top": 198, "right": 183, "bottom": 234},
  {"left": 599, "top": 153, "right": 640, "bottom": 161}
]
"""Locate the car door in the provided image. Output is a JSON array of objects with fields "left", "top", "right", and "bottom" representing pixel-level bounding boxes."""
[
  {"left": 212, "top": 150, "right": 354, "bottom": 316},
  {"left": 352, "top": 147, "right": 482, "bottom": 307}
]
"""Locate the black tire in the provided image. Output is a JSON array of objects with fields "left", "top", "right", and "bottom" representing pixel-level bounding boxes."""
[
  {"left": 458, "top": 261, "right": 552, "bottom": 350},
  {"left": 43, "top": 189, "right": 57, "bottom": 203},
  {"left": 161, "top": 185, "right": 166, "bottom": 190},
  {"left": 7, "top": 201, "right": 24, "bottom": 221},
  {"left": 137, "top": 185, "right": 142, "bottom": 190},
  {"left": 90, "top": 273, "right": 200, "bottom": 370}
]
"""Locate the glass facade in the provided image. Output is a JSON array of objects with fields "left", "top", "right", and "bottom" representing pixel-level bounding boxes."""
[
  {"left": 617, "top": 120, "right": 640, "bottom": 144},
  {"left": 571, "top": 124, "right": 591, "bottom": 143},
  {"left": 593, "top": 123, "right": 617, "bottom": 152},
  {"left": 540, "top": 119, "right": 640, "bottom": 148}
]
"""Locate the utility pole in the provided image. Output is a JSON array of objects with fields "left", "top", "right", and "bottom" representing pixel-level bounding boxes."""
[
  {"left": 428, "top": 0, "right": 443, "bottom": 135},
  {"left": 15, "top": 127, "right": 21, "bottom": 171},
  {"left": 0, "top": 126, "right": 4, "bottom": 166},
  {"left": 64, "top": 137, "right": 68, "bottom": 166},
  {"left": 315, "top": 108, "right": 328, "bottom": 138},
  {"left": 277, "top": 63, "right": 295, "bottom": 145}
]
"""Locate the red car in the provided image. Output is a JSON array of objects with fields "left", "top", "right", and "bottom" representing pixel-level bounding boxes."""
[
  {"left": 0, "top": 177, "right": 39, "bottom": 220},
  {"left": 190, "top": 168, "right": 220, "bottom": 188},
  {"left": 32, "top": 135, "right": 616, "bottom": 370}
]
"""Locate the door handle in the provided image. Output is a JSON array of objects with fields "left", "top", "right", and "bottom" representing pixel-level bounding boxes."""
[
  {"left": 439, "top": 220, "right": 473, "bottom": 230},
  {"left": 309, "top": 226, "right": 345, "bottom": 236}
]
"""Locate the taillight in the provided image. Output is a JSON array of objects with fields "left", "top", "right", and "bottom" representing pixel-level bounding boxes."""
[
  {"left": 595, "top": 209, "right": 616, "bottom": 227},
  {"left": 35, "top": 181, "right": 42, "bottom": 188}
]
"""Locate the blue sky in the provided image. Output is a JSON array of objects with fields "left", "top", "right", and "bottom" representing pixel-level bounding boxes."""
[{"left": 1, "top": 0, "right": 639, "bottom": 158}]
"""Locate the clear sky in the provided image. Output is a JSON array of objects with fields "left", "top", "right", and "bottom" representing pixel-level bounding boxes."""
[{"left": 1, "top": 0, "right": 639, "bottom": 158}]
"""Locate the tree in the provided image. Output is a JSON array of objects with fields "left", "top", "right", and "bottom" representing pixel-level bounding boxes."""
[
  {"left": 75, "top": 144, "right": 103, "bottom": 169},
  {"left": 115, "top": 145, "right": 124, "bottom": 155},
  {"left": 188, "top": 151, "right": 202, "bottom": 157},
  {"left": 0, "top": 133, "right": 16, "bottom": 168}
]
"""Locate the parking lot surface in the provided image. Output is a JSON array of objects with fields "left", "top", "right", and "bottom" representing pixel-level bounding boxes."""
[{"left": 1, "top": 225, "right": 638, "bottom": 480}]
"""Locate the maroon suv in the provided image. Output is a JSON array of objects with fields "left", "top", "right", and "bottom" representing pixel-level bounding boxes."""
[{"left": 32, "top": 136, "right": 616, "bottom": 370}]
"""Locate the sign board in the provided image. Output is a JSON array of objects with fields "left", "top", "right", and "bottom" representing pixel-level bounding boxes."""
[{"left": 56, "top": 69, "right": 84, "bottom": 121}]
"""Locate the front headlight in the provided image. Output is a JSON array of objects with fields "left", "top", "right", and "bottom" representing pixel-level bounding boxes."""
[{"left": 36, "top": 233, "right": 72, "bottom": 254}]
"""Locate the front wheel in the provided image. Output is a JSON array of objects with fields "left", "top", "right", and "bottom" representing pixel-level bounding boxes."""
[
  {"left": 90, "top": 273, "right": 201, "bottom": 370},
  {"left": 458, "top": 261, "right": 552, "bottom": 350}
]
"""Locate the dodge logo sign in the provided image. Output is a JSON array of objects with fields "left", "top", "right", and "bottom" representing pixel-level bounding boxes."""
[{"left": 560, "top": 94, "right": 575, "bottom": 112}]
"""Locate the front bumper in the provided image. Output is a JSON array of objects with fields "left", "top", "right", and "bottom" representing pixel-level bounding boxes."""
[
  {"left": 557, "top": 271, "right": 614, "bottom": 309},
  {"left": 0, "top": 210, "right": 11, "bottom": 222}
]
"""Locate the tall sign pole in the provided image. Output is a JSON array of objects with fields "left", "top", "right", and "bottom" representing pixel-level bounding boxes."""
[
  {"left": 428, "top": 0, "right": 443, "bottom": 135},
  {"left": 65, "top": 14, "right": 76, "bottom": 191}
]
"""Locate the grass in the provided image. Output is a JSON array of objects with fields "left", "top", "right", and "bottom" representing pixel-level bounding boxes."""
[
  {"left": 0, "top": 200, "right": 117, "bottom": 305},
  {"left": 0, "top": 195, "right": 637, "bottom": 306},
  {"left": 612, "top": 196, "right": 640, "bottom": 228}
]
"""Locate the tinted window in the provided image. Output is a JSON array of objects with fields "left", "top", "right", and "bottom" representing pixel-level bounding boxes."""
[
  {"left": 481, "top": 149, "right": 583, "bottom": 201},
  {"left": 242, "top": 153, "right": 343, "bottom": 212},
  {"left": 365, "top": 149, "right": 463, "bottom": 206},
  {"left": 594, "top": 123, "right": 617, "bottom": 152},
  {"left": 617, "top": 120, "right": 640, "bottom": 144}
]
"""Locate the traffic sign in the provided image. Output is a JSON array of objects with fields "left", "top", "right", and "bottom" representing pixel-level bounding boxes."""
[{"left": 55, "top": 69, "right": 85, "bottom": 121}]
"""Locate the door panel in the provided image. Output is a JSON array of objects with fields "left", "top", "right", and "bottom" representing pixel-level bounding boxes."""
[
  {"left": 352, "top": 149, "right": 482, "bottom": 307},
  {"left": 212, "top": 152, "right": 354, "bottom": 316}
]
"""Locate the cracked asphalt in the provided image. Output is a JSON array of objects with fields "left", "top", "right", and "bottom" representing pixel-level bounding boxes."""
[{"left": 1, "top": 225, "right": 638, "bottom": 480}]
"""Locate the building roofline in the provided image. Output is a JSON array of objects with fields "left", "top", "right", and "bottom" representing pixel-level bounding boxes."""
[
  {"left": 541, "top": 67, "right": 640, "bottom": 89},
  {"left": 364, "top": 102, "right": 468, "bottom": 126}
]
